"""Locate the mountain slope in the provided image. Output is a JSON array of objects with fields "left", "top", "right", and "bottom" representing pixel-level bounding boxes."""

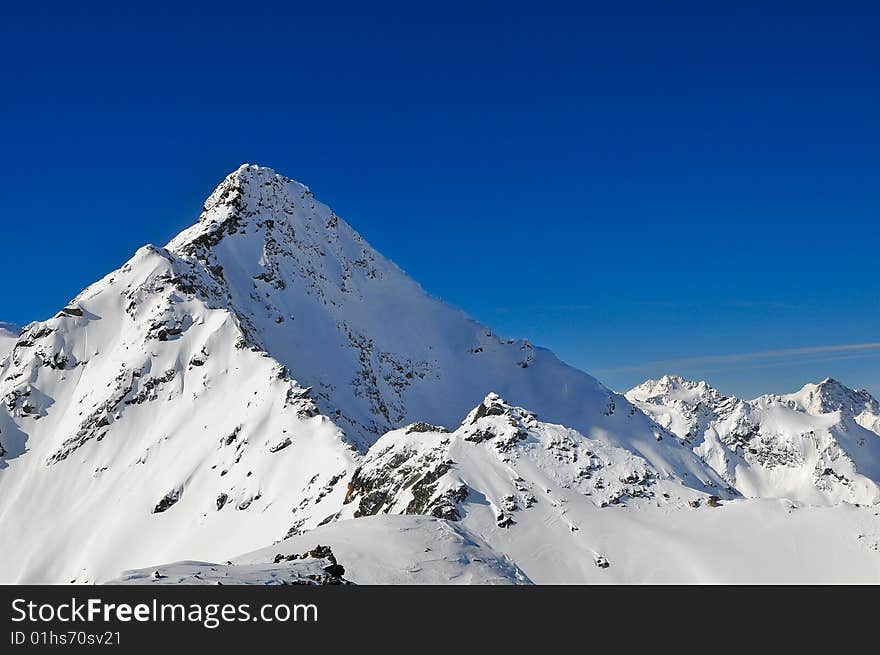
[
  {"left": 293, "top": 496, "right": 880, "bottom": 584},
  {"left": 160, "top": 166, "right": 721, "bottom": 481},
  {"left": 758, "top": 377, "right": 880, "bottom": 436},
  {"left": 627, "top": 375, "right": 880, "bottom": 505},
  {"left": 134, "top": 397, "right": 880, "bottom": 584},
  {"left": 0, "top": 323, "right": 20, "bottom": 364},
  {"left": 329, "top": 395, "right": 880, "bottom": 583},
  {"left": 111, "top": 515, "right": 530, "bottom": 585},
  {"left": 0, "top": 244, "right": 356, "bottom": 583},
  {"left": 335, "top": 393, "right": 726, "bottom": 582}
]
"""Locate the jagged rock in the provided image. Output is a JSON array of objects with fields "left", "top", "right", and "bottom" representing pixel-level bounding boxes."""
[
  {"left": 471, "top": 396, "right": 507, "bottom": 423},
  {"left": 406, "top": 422, "right": 448, "bottom": 434},
  {"left": 152, "top": 489, "right": 182, "bottom": 514},
  {"left": 496, "top": 513, "right": 515, "bottom": 528},
  {"left": 308, "top": 545, "right": 333, "bottom": 560}
]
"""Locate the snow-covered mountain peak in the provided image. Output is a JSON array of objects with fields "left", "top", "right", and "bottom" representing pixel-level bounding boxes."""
[
  {"left": 753, "top": 377, "right": 880, "bottom": 437},
  {"left": 340, "top": 395, "right": 704, "bottom": 532},
  {"left": 629, "top": 373, "right": 880, "bottom": 505},
  {"left": 156, "top": 165, "right": 685, "bottom": 451},
  {"left": 626, "top": 375, "right": 725, "bottom": 405},
  {"left": 229, "top": 162, "right": 283, "bottom": 182},
  {"left": 168, "top": 163, "right": 323, "bottom": 257},
  {"left": 203, "top": 163, "right": 310, "bottom": 219},
  {"left": 461, "top": 392, "right": 538, "bottom": 429},
  {"left": 774, "top": 378, "right": 879, "bottom": 417}
]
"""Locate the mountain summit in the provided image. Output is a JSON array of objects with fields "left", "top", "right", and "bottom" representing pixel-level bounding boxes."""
[{"left": 159, "top": 164, "right": 669, "bottom": 450}]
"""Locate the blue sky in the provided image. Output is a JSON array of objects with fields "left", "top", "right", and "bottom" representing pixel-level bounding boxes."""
[{"left": 1, "top": 2, "right": 877, "bottom": 398}]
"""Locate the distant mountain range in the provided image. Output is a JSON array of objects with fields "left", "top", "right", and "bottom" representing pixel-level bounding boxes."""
[{"left": 2, "top": 165, "right": 878, "bottom": 584}]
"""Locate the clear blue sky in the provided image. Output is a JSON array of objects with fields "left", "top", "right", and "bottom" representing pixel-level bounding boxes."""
[{"left": 1, "top": 1, "right": 877, "bottom": 398}]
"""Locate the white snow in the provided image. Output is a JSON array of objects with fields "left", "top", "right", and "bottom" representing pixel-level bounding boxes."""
[
  {"left": 331, "top": 394, "right": 880, "bottom": 583},
  {"left": 110, "top": 515, "right": 529, "bottom": 585},
  {"left": 126, "top": 396, "right": 880, "bottom": 583},
  {"left": 627, "top": 375, "right": 880, "bottom": 505},
  {"left": 0, "top": 322, "right": 21, "bottom": 364}
]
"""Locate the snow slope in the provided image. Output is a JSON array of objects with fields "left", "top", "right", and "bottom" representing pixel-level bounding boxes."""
[
  {"left": 0, "top": 246, "right": 356, "bottom": 583},
  {"left": 111, "top": 515, "right": 529, "bottom": 585},
  {"left": 627, "top": 375, "right": 880, "bottom": 505},
  {"left": 131, "top": 398, "right": 880, "bottom": 584},
  {"left": 325, "top": 394, "right": 880, "bottom": 583},
  {"left": 317, "top": 393, "right": 879, "bottom": 583},
  {"left": 160, "top": 165, "right": 715, "bottom": 478},
  {"left": 759, "top": 377, "right": 880, "bottom": 436},
  {"left": 144, "top": 500, "right": 880, "bottom": 584},
  {"left": 112, "top": 544, "right": 352, "bottom": 585},
  {"left": 0, "top": 323, "right": 20, "bottom": 364}
]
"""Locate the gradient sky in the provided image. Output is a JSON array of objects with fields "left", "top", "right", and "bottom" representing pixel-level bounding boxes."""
[{"left": 1, "top": 2, "right": 877, "bottom": 399}]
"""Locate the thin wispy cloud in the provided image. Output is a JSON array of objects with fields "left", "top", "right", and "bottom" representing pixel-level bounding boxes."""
[{"left": 596, "top": 342, "right": 880, "bottom": 375}]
